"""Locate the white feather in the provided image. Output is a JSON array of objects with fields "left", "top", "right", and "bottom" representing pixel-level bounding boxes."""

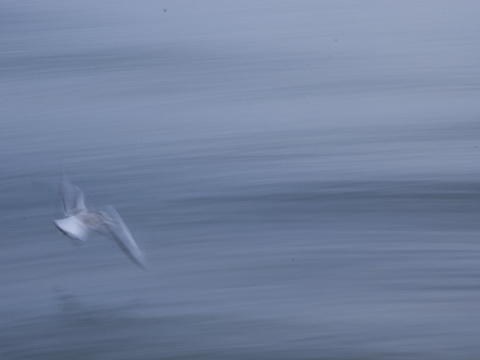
[{"left": 54, "top": 216, "right": 90, "bottom": 241}]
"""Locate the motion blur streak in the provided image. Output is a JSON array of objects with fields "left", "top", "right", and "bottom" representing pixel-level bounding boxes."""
[{"left": 1, "top": 1, "right": 480, "bottom": 359}]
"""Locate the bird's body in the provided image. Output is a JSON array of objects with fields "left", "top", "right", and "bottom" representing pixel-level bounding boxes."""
[
  {"left": 54, "top": 214, "right": 91, "bottom": 241},
  {"left": 54, "top": 179, "right": 146, "bottom": 268}
]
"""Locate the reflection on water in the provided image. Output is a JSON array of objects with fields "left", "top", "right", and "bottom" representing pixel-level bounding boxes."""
[{"left": 2, "top": 0, "right": 480, "bottom": 359}]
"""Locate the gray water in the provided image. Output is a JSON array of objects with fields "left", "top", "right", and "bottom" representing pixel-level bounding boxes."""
[{"left": 1, "top": 1, "right": 480, "bottom": 359}]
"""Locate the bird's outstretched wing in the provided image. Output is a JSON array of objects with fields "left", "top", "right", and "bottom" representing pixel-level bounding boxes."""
[
  {"left": 59, "top": 179, "right": 86, "bottom": 216},
  {"left": 102, "top": 205, "right": 146, "bottom": 269}
]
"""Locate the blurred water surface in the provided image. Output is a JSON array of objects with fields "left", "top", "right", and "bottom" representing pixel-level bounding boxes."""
[{"left": 1, "top": 1, "right": 480, "bottom": 359}]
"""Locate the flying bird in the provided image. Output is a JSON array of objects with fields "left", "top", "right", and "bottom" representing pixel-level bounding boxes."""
[{"left": 53, "top": 179, "right": 146, "bottom": 269}]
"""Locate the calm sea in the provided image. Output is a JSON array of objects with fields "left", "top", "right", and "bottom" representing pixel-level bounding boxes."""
[{"left": 1, "top": 1, "right": 480, "bottom": 358}]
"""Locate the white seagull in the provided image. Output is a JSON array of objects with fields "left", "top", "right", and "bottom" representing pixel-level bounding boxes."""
[{"left": 53, "top": 179, "right": 146, "bottom": 269}]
